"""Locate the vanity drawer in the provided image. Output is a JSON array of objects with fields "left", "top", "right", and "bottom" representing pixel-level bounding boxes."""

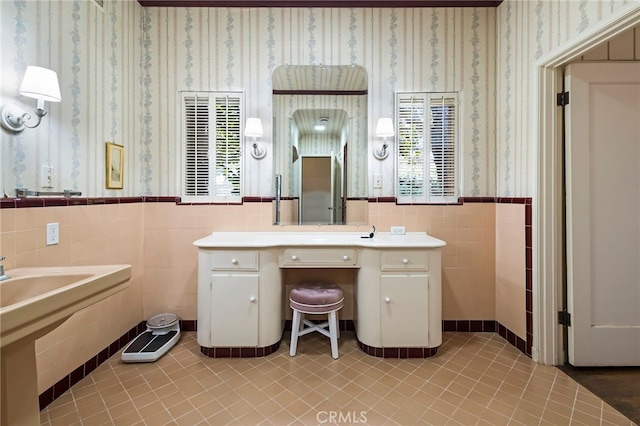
[
  {"left": 280, "top": 248, "right": 358, "bottom": 268},
  {"left": 380, "top": 250, "right": 429, "bottom": 271},
  {"left": 210, "top": 251, "right": 259, "bottom": 271}
]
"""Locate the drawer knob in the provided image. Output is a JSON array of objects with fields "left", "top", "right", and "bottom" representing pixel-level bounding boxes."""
[
  {"left": 231, "top": 259, "right": 239, "bottom": 265},
  {"left": 342, "top": 255, "right": 349, "bottom": 261},
  {"left": 384, "top": 297, "right": 391, "bottom": 303},
  {"left": 402, "top": 258, "right": 409, "bottom": 264},
  {"left": 291, "top": 255, "right": 298, "bottom": 261},
  {"left": 249, "top": 296, "right": 257, "bottom": 303}
]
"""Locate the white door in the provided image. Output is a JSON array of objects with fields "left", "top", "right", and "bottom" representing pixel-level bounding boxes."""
[
  {"left": 210, "top": 273, "right": 259, "bottom": 347},
  {"left": 565, "top": 62, "right": 640, "bottom": 366}
]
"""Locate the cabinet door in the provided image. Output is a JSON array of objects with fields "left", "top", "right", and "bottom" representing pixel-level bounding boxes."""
[
  {"left": 210, "top": 273, "right": 259, "bottom": 346},
  {"left": 381, "top": 274, "right": 429, "bottom": 347}
]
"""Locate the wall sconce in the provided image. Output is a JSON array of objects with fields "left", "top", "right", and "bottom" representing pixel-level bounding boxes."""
[
  {"left": 1, "top": 66, "right": 61, "bottom": 132},
  {"left": 373, "top": 117, "right": 394, "bottom": 160},
  {"left": 245, "top": 117, "right": 265, "bottom": 159}
]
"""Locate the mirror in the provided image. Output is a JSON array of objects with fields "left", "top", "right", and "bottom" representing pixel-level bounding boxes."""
[{"left": 272, "top": 65, "right": 368, "bottom": 225}]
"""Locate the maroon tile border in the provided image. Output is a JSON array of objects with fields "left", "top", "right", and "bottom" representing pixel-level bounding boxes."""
[
  {"left": 199, "top": 341, "right": 282, "bottom": 358},
  {"left": 444, "top": 320, "right": 529, "bottom": 357},
  {"left": 38, "top": 320, "right": 147, "bottom": 410},
  {"left": 38, "top": 319, "right": 197, "bottom": 410},
  {"left": 357, "top": 341, "right": 439, "bottom": 358},
  {"left": 496, "top": 198, "right": 533, "bottom": 357}
]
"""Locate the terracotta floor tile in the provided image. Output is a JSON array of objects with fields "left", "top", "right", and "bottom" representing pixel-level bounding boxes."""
[{"left": 38, "top": 332, "right": 635, "bottom": 426}]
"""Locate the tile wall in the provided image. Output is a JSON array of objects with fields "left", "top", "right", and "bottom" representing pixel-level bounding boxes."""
[
  {"left": 0, "top": 196, "right": 526, "bottom": 394},
  {"left": 0, "top": 200, "right": 145, "bottom": 393}
]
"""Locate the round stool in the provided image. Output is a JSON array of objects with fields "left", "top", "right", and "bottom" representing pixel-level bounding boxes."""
[{"left": 289, "top": 282, "right": 344, "bottom": 359}]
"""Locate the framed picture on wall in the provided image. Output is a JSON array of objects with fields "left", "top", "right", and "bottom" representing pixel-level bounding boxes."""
[{"left": 106, "top": 142, "right": 124, "bottom": 189}]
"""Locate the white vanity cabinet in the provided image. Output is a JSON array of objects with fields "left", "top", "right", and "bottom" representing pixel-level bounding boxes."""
[
  {"left": 380, "top": 274, "right": 429, "bottom": 346},
  {"left": 194, "top": 232, "right": 444, "bottom": 357},
  {"left": 197, "top": 249, "right": 282, "bottom": 349},
  {"left": 208, "top": 272, "right": 259, "bottom": 346},
  {"left": 380, "top": 250, "right": 430, "bottom": 347}
]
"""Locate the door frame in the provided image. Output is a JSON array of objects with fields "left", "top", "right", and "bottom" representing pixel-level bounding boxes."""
[{"left": 535, "top": 4, "right": 640, "bottom": 365}]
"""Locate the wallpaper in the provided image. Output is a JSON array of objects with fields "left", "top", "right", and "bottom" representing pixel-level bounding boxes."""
[
  {"left": 0, "top": 0, "right": 142, "bottom": 198},
  {"left": 0, "top": 0, "right": 636, "bottom": 199},
  {"left": 0, "top": 2, "right": 496, "bottom": 198},
  {"left": 495, "top": 0, "right": 638, "bottom": 196}
]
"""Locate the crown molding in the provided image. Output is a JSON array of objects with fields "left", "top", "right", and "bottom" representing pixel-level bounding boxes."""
[{"left": 138, "top": 0, "right": 502, "bottom": 7}]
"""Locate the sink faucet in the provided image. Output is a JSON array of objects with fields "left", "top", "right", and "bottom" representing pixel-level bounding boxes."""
[{"left": 0, "top": 256, "right": 10, "bottom": 281}]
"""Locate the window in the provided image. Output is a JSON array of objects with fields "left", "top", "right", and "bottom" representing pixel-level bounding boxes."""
[
  {"left": 396, "top": 92, "right": 459, "bottom": 203},
  {"left": 181, "top": 92, "right": 243, "bottom": 202}
]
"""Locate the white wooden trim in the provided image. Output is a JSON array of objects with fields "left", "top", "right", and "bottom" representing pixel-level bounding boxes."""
[{"left": 534, "top": 3, "right": 640, "bottom": 365}]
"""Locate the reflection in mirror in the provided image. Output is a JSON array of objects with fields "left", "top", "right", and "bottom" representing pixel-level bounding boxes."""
[{"left": 272, "top": 65, "right": 368, "bottom": 225}]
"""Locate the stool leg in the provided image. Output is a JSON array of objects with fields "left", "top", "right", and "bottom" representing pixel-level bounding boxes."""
[
  {"left": 328, "top": 311, "right": 339, "bottom": 359},
  {"left": 290, "top": 309, "right": 301, "bottom": 356}
]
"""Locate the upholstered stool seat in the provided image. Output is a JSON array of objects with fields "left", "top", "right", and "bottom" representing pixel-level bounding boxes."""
[{"left": 289, "top": 282, "right": 344, "bottom": 359}]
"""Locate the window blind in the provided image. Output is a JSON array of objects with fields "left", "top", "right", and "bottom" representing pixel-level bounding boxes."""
[
  {"left": 396, "top": 92, "right": 459, "bottom": 203},
  {"left": 182, "top": 92, "right": 243, "bottom": 202}
]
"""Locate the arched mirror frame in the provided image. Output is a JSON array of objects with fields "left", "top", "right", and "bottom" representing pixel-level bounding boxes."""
[{"left": 272, "top": 64, "right": 368, "bottom": 225}]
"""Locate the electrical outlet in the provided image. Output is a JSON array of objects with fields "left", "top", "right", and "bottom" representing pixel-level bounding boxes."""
[
  {"left": 390, "top": 226, "right": 406, "bottom": 235},
  {"left": 41, "top": 165, "right": 54, "bottom": 188},
  {"left": 46, "top": 222, "right": 59, "bottom": 245},
  {"left": 373, "top": 174, "right": 382, "bottom": 188}
]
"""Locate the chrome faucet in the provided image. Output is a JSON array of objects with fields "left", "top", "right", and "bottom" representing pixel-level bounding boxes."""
[{"left": 0, "top": 256, "right": 10, "bottom": 281}]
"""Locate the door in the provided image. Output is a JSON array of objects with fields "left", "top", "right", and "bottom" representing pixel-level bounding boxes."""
[
  {"left": 565, "top": 62, "right": 640, "bottom": 366},
  {"left": 381, "top": 274, "right": 429, "bottom": 347},
  {"left": 210, "top": 273, "right": 259, "bottom": 347},
  {"left": 301, "top": 156, "right": 332, "bottom": 224}
]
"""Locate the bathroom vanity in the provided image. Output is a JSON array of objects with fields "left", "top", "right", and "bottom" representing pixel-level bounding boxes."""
[{"left": 193, "top": 232, "right": 445, "bottom": 358}]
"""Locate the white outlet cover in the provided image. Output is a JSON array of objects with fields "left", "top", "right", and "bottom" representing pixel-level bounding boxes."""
[
  {"left": 390, "top": 226, "right": 406, "bottom": 235},
  {"left": 46, "top": 223, "right": 59, "bottom": 245}
]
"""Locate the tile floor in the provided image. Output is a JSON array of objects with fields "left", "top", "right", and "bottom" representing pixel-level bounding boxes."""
[{"left": 40, "top": 332, "right": 635, "bottom": 425}]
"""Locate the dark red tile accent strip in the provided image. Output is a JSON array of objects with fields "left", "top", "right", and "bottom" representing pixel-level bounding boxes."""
[
  {"left": 38, "top": 320, "right": 148, "bottom": 410},
  {"left": 443, "top": 320, "right": 529, "bottom": 357},
  {"left": 199, "top": 341, "right": 281, "bottom": 358},
  {"left": 38, "top": 319, "right": 197, "bottom": 410},
  {"left": 243, "top": 196, "right": 275, "bottom": 202},
  {"left": 356, "top": 341, "right": 439, "bottom": 359},
  {"left": 443, "top": 320, "right": 497, "bottom": 333},
  {"left": 495, "top": 197, "right": 533, "bottom": 357}
]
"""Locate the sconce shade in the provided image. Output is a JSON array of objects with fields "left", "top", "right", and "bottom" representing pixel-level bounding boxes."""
[
  {"left": 245, "top": 117, "right": 263, "bottom": 137},
  {"left": 375, "top": 117, "right": 394, "bottom": 138},
  {"left": 19, "top": 66, "right": 61, "bottom": 103}
]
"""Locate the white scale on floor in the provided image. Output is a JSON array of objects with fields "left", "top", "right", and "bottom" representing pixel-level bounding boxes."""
[{"left": 121, "top": 313, "right": 181, "bottom": 362}]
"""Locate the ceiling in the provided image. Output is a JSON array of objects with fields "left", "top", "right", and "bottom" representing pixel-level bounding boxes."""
[
  {"left": 293, "top": 109, "right": 349, "bottom": 138},
  {"left": 138, "top": 1, "right": 502, "bottom": 7},
  {"left": 272, "top": 65, "right": 367, "bottom": 93},
  {"left": 273, "top": 65, "right": 366, "bottom": 137}
]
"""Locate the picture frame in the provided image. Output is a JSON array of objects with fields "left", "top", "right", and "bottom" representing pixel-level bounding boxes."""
[{"left": 106, "top": 142, "right": 124, "bottom": 189}]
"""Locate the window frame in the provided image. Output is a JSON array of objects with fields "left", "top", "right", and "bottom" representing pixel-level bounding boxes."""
[
  {"left": 395, "top": 91, "right": 460, "bottom": 204},
  {"left": 180, "top": 91, "right": 245, "bottom": 203}
]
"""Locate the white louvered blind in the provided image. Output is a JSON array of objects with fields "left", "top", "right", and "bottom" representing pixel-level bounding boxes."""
[
  {"left": 396, "top": 92, "right": 459, "bottom": 203},
  {"left": 181, "top": 92, "right": 243, "bottom": 202}
]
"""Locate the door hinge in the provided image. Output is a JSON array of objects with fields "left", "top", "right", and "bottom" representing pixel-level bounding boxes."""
[
  {"left": 558, "top": 310, "right": 571, "bottom": 326},
  {"left": 557, "top": 91, "right": 570, "bottom": 107}
]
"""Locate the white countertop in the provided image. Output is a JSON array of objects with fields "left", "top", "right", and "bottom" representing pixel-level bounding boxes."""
[{"left": 193, "top": 231, "right": 446, "bottom": 249}]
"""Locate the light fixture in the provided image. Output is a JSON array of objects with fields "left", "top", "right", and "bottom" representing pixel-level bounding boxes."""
[
  {"left": 245, "top": 117, "right": 266, "bottom": 159},
  {"left": 314, "top": 117, "right": 328, "bottom": 132},
  {"left": 373, "top": 117, "right": 394, "bottom": 160},
  {"left": 1, "top": 66, "right": 62, "bottom": 132}
]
